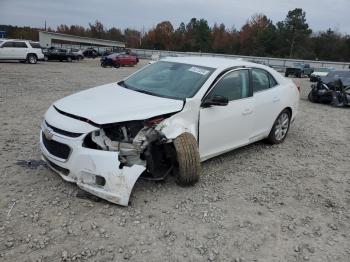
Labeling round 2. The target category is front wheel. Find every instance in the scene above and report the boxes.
[114,62,120,68]
[267,110,291,144]
[27,54,37,64]
[173,133,201,186]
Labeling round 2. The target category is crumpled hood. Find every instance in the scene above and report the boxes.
[54,83,184,125]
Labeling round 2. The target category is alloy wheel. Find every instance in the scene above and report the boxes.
[274,112,289,141]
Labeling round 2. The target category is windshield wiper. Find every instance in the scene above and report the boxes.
[132,89,158,96]
[119,81,157,96]
[118,80,129,88]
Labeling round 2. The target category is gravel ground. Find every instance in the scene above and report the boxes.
[0,59,349,262]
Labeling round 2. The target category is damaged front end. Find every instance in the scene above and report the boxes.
[71,116,177,203]
[308,79,350,107]
[84,117,176,176]
[40,107,178,206]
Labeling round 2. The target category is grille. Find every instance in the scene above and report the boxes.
[43,155,69,175]
[42,132,71,160]
[45,121,83,138]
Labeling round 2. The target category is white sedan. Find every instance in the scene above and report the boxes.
[40,57,300,205]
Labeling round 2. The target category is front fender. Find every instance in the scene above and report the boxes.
[156,99,200,140]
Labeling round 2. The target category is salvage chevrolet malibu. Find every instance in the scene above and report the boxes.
[40,57,300,205]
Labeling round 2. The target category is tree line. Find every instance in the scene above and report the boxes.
[1,8,350,62]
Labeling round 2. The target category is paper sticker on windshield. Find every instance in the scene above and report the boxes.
[188,67,210,75]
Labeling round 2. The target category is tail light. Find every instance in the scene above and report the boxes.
[293,80,301,92]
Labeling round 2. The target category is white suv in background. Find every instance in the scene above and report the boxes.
[0,39,44,64]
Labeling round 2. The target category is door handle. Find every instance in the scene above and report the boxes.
[273,97,280,103]
[242,109,253,115]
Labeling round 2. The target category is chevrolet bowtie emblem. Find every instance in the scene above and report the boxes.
[43,128,53,140]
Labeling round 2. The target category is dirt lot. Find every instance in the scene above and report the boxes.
[0,59,349,262]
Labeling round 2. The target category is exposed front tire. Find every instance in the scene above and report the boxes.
[267,110,291,144]
[27,54,37,64]
[114,62,120,68]
[173,132,201,186]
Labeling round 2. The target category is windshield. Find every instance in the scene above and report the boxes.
[123,61,214,100]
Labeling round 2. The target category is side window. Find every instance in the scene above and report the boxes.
[208,70,250,101]
[2,41,14,48]
[252,69,270,92]
[14,42,28,48]
[269,74,278,87]
[30,42,41,48]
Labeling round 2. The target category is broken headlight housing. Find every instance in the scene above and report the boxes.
[82,117,168,167]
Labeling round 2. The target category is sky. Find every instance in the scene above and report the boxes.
[0,0,350,34]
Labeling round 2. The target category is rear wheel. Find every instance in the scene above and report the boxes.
[114,62,120,68]
[173,133,201,186]
[27,54,37,64]
[267,110,291,144]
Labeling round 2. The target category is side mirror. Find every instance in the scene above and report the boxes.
[202,95,229,107]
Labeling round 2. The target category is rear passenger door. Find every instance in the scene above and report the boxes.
[13,41,28,59]
[251,68,281,140]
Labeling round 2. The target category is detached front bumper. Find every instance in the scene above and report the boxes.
[39,121,145,206]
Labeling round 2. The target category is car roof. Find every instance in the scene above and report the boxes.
[162,56,259,69]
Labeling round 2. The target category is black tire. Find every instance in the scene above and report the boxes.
[308,92,318,103]
[27,54,37,64]
[296,72,302,78]
[44,56,48,61]
[285,72,289,77]
[267,110,291,144]
[173,132,201,186]
[114,62,120,68]
[101,62,107,68]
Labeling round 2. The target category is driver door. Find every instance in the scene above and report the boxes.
[199,69,254,160]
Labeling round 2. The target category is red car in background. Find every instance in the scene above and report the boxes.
[101,53,139,68]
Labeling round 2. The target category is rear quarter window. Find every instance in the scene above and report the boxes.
[30,42,41,48]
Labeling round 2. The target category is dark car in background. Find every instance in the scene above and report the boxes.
[100,53,139,68]
[308,70,350,107]
[83,48,98,58]
[285,63,314,78]
[43,47,76,62]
